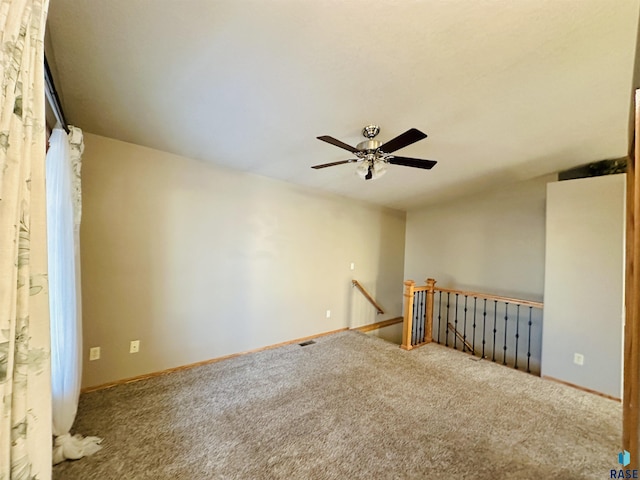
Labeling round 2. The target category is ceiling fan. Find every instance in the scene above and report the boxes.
[312,125,437,180]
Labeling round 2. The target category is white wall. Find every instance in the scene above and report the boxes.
[404,175,552,300]
[80,133,406,388]
[542,174,625,398]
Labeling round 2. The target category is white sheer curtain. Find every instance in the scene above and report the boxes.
[46,125,102,464]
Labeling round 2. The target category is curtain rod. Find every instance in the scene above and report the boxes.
[44,54,69,134]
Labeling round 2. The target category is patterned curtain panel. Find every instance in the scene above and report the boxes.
[0,0,53,478]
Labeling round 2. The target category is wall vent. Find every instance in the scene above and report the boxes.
[299,340,316,347]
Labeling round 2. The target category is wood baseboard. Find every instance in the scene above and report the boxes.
[542,375,621,402]
[81,327,348,393]
[351,316,403,333]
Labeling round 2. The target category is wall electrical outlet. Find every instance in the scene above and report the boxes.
[573,353,584,366]
[89,347,100,361]
[326,310,331,319]
[350,262,355,271]
[130,340,140,354]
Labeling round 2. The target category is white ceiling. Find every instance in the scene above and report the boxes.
[46,0,639,210]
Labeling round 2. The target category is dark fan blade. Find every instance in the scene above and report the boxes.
[317,135,359,154]
[379,128,427,153]
[388,156,437,170]
[311,159,357,169]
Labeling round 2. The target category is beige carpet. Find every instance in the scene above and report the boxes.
[53,331,621,479]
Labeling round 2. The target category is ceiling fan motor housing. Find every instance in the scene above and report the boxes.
[356,139,382,153]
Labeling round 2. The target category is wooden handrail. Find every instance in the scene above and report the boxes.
[352,280,384,314]
[447,322,474,354]
[434,287,543,309]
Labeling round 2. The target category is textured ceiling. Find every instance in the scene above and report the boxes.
[46,0,639,210]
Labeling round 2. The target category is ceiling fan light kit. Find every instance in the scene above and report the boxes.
[356,157,387,180]
[313,125,437,180]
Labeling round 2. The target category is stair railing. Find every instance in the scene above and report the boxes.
[401,279,434,350]
[401,278,544,374]
[352,280,385,315]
